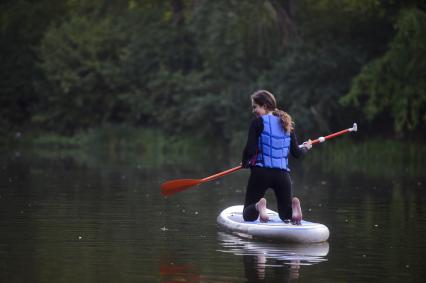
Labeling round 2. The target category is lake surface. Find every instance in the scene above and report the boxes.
[0,148,425,282]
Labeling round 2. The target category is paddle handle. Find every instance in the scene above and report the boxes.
[201,165,242,183]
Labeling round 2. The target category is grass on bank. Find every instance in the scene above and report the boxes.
[305,138,426,178]
[8,126,216,167]
[4,126,425,177]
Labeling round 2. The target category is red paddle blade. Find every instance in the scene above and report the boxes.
[161,179,202,196]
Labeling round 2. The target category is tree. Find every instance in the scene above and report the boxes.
[341,7,426,136]
[35,15,130,134]
[0,0,67,135]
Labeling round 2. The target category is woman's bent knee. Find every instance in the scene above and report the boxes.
[243,205,259,221]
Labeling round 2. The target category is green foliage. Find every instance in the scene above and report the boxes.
[35,15,130,134]
[31,125,212,165]
[255,0,395,134]
[0,0,67,135]
[123,0,290,140]
[342,7,426,134]
[1,0,425,144]
[258,41,367,134]
[306,139,426,178]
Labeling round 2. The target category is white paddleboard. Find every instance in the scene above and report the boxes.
[217,205,330,243]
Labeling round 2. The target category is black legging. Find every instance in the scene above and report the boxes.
[243,166,293,221]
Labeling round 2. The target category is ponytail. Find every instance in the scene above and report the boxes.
[272,108,294,133]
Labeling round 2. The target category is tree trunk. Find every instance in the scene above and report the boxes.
[171,0,184,26]
[270,0,296,44]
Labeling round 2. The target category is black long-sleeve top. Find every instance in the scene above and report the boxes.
[241,117,308,168]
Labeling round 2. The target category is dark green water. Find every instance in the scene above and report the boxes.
[0,148,425,282]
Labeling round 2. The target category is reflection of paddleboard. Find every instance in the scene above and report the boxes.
[217,205,330,243]
[217,232,329,264]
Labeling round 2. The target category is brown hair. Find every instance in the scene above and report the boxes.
[251,90,294,133]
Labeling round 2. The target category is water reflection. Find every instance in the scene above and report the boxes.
[217,232,329,281]
[160,258,200,283]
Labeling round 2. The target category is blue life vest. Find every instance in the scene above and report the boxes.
[255,114,291,171]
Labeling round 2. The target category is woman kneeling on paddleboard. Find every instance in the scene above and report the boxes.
[241,90,312,224]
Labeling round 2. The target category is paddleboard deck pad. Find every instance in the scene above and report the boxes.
[217,205,329,243]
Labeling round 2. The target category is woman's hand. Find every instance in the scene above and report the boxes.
[240,161,250,169]
[303,139,312,150]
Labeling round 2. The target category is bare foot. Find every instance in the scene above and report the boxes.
[291,197,302,225]
[255,198,269,222]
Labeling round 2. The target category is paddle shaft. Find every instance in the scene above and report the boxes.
[302,123,357,147]
[201,165,242,183]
